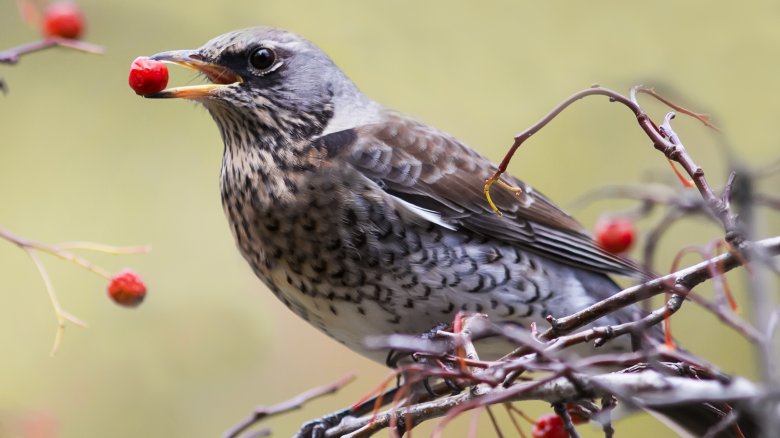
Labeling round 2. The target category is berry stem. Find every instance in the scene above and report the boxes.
[0,225,149,351]
[53,241,151,255]
[0,226,114,279]
[0,226,150,279]
[23,247,87,356]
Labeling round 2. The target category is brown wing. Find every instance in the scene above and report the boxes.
[313,112,643,277]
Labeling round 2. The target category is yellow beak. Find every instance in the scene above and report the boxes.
[145,50,242,99]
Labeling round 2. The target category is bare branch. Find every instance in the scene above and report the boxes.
[542,235,780,342]
[224,373,356,438]
[322,370,763,437]
[0,37,103,65]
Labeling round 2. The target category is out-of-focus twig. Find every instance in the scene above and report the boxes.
[0,226,149,354]
[0,37,103,65]
[543,235,780,344]
[223,373,356,438]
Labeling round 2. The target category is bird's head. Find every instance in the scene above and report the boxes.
[147,27,374,144]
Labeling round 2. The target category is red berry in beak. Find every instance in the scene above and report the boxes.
[129,57,169,96]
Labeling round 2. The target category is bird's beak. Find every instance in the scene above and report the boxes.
[145,49,242,99]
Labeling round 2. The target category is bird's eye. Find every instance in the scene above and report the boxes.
[248,47,277,72]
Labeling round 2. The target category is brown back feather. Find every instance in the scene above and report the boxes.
[314,112,644,277]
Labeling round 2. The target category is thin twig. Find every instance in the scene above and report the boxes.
[223,373,356,438]
[485,406,504,438]
[542,235,780,343]
[553,403,582,438]
[23,248,87,356]
[0,226,148,279]
[484,85,680,214]
[600,396,616,438]
[0,37,104,65]
[53,241,151,255]
[634,86,720,132]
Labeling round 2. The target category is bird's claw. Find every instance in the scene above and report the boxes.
[293,408,351,438]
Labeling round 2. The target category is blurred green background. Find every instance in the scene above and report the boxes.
[1,1,779,437]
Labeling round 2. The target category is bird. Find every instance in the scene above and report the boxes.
[144,27,755,437]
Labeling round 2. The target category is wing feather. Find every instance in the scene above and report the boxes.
[312,112,643,277]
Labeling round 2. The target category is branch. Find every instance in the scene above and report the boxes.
[0,225,150,353]
[285,85,779,438]
[484,85,743,252]
[0,37,103,65]
[542,235,780,342]
[223,373,356,438]
[323,233,780,437]
[322,370,763,437]
[483,85,671,214]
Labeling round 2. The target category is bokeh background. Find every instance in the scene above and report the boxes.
[2,1,779,437]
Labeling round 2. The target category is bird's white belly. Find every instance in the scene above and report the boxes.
[265,266,403,362]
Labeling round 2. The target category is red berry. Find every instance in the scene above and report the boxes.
[42,2,85,39]
[128,57,169,96]
[532,413,568,438]
[107,269,146,307]
[595,217,636,254]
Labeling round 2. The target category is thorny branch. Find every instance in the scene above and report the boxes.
[230,85,780,437]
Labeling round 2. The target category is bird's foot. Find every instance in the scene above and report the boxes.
[384,322,452,369]
[293,407,352,438]
[293,386,399,438]
[385,322,469,399]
